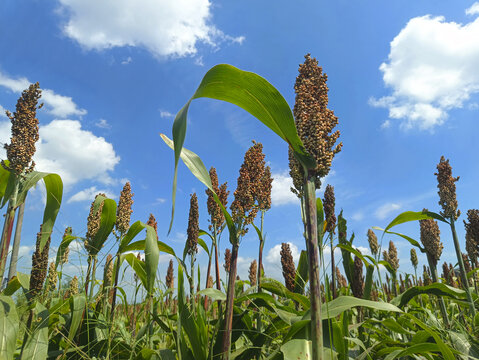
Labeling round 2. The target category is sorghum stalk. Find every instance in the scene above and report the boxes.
[7,201,26,281]
[221,242,239,360]
[419,214,449,326]
[187,193,199,309]
[304,174,323,359]
[435,156,476,318]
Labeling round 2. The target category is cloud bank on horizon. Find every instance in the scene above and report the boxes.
[371,2,479,130]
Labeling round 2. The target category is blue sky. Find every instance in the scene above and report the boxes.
[1,0,478,285]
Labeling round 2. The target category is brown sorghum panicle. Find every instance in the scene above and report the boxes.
[85,193,106,255]
[289,54,342,195]
[352,255,364,298]
[61,227,72,265]
[410,248,418,269]
[46,261,57,292]
[116,182,134,234]
[224,248,231,273]
[280,243,296,292]
[29,226,51,298]
[186,193,199,255]
[2,82,41,175]
[205,167,229,233]
[103,254,114,288]
[464,209,479,265]
[146,214,158,239]
[435,156,460,221]
[387,241,399,272]
[69,276,79,296]
[166,259,174,289]
[442,262,457,287]
[367,229,378,256]
[462,253,472,273]
[335,266,347,289]
[258,165,272,211]
[323,185,336,233]
[382,250,389,264]
[231,141,267,229]
[420,210,443,266]
[207,275,213,289]
[249,259,257,287]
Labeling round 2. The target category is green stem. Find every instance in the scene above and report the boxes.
[7,201,25,281]
[222,242,239,360]
[0,178,19,282]
[450,219,476,318]
[257,210,265,334]
[303,174,323,360]
[329,232,336,299]
[110,254,121,322]
[427,255,450,327]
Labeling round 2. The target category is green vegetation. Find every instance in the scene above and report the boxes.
[0,56,478,360]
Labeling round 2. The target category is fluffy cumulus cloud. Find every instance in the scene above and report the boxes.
[68,186,116,203]
[57,0,244,58]
[0,120,120,187]
[0,71,86,118]
[371,4,479,130]
[271,172,298,206]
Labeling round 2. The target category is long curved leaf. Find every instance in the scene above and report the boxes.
[383,210,448,234]
[119,220,146,253]
[165,64,315,232]
[90,195,116,255]
[392,283,466,307]
[373,226,425,253]
[0,296,18,359]
[123,253,147,290]
[68,295,86,340]
[145,224,160,295]
[22,302,49,359]
[161,135,237,245]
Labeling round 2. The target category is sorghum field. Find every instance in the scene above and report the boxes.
[0,55,478,360]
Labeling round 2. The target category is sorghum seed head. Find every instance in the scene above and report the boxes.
[166,259,174,289]
[231,141,269,232]
[336,266,347,289]
[186,193,199,256]
[206,167,229,233]
[207,275,213,289]
[420,210,443,266]
[224,248,231,273]
[352,254,364,299]
[249,259,257,287]
[116,182,134,234]
[280,243,296,292]
[289,54,342,195]
[258,166,272,211]
[462,253,472,273]
[323,185,336,233]
[435,156,460,221]
[464,209,479,264]
[69,276,79,296]
[86,194,106,255]
[387,241,399,271]
[61,227,72,265]
[103,254,114,288]
[410,248,418,269]
[367,229,378,255]
[146,213,158,239]
[29,225,51,298]
[2,82,41,175]
[46,261,57,292]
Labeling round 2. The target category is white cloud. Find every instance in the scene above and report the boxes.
[466,2,479,16]
[375,203,401,220]
[0,119,120,187]
[0,71,86,118]
[159,110,174,118]
[371,9,479,130]
[57,0,244,58]
[351,211,364,222]
[68,186,116,203]
[95,118,111,129]
[271,172,299,206]
[121,56,132,65]
[0,105,7,118]
[266,242,300,265]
